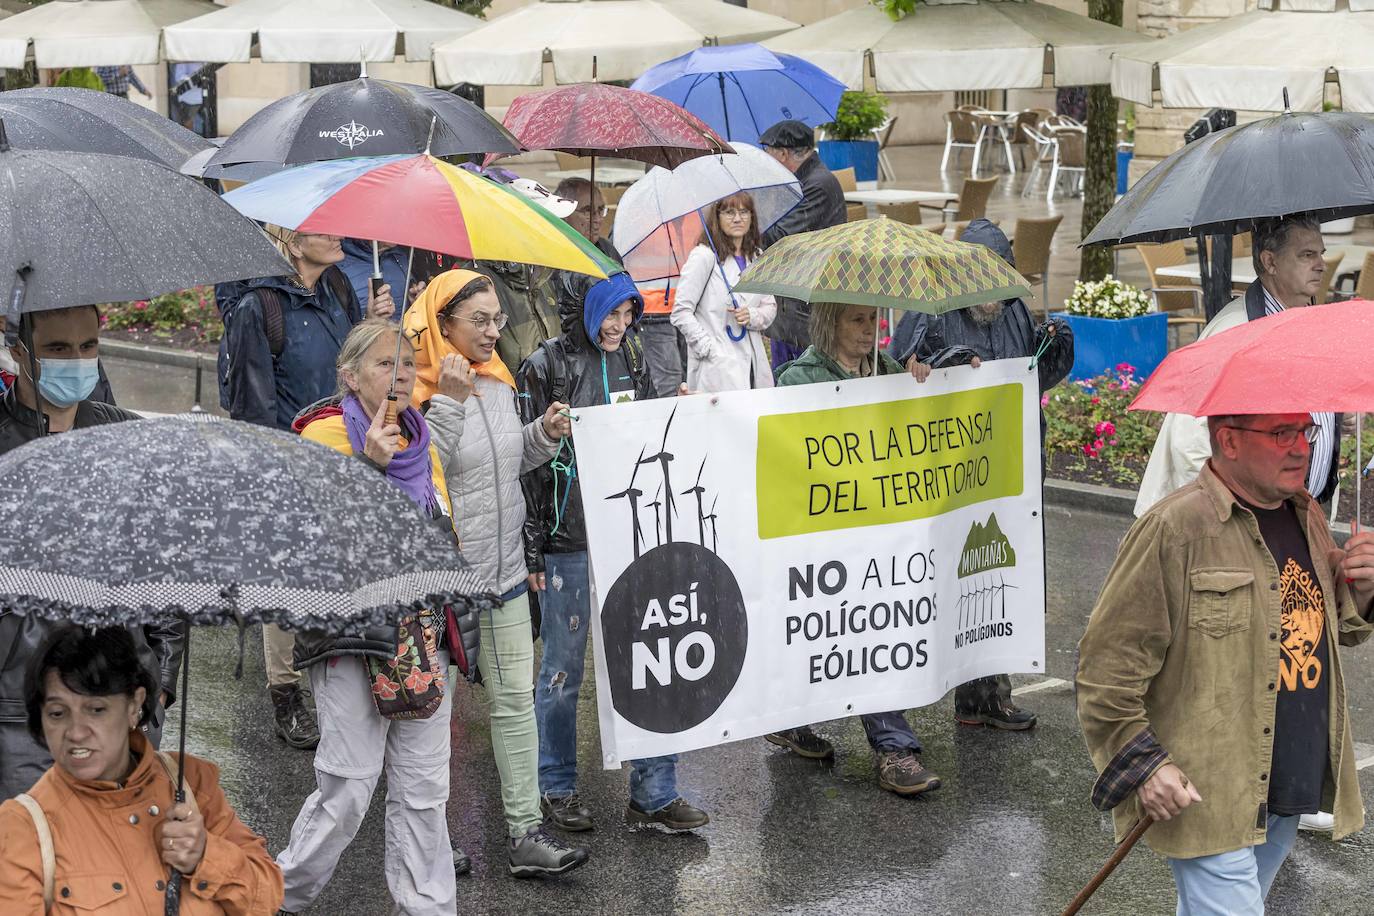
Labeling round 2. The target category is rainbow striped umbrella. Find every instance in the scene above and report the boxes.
[223,153,616,277]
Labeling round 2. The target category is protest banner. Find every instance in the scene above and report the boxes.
[571,358,1044,766]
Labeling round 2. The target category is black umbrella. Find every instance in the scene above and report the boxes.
[1081,107,1374,315]
[0,86,212,169]
[0,124,288,335]
[201,75,522,177]
[0,413,493,912]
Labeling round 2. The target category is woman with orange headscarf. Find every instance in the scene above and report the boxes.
[403,269,588,878]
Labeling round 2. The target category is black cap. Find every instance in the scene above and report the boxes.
[759,119,813,150]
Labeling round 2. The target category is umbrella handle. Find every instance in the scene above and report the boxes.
[384,396,398,430]
[1060,816,1154,916]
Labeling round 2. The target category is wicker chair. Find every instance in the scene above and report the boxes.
[1047,128,1086,202]
[1316,252,1346,304]
[941,109,999,177]
[954,176,998,222]
[554,151,593,171]
[846,203,867,223]
[1137,241,1206,346]
[1010,215,1063,308]
[833,167,858,192]
[872,116,898,182]
[919,223,947,236]
[877,200,923,225]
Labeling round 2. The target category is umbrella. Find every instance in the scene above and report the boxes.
[0,0,215,69]
[763,0,1149,91]
[1080,109,1374,316]
[1112,0,1374,113]
[0,127,288,330]
[431,0,799,87]
[164,0,481,64]
[0,86,211,169]
[733,218,1031,313]
[611,142,802,282]
[201,75,520,178]
[0,412,493,913]
[629,43,844,144]
[221,153,617,278]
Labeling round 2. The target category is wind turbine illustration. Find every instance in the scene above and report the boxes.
[639,406,678,542]
[647,483,664,548]
[705,494,720,553]
[606,445,648,559]
[682,456,708,547]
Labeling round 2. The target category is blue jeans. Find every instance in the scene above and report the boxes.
[535,550,679,812]
[860,711,922,753]
[1168,814,1300,915]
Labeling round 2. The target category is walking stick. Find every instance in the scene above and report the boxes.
[1060,815,1154,916]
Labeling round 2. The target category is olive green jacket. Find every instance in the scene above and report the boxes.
[1076,461,1373,858]
[775,345,904,387]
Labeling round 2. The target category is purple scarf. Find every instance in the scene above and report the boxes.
[340,394,438,514]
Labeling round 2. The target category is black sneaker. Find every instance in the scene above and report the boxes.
[955,697,1037,731]
[626,797,710,832]
[452,846,471,876]
[269,684,320,749]
[764,726,834,759]
[876,750,941,796]
[541,793,594,832]
[509,825,590,878]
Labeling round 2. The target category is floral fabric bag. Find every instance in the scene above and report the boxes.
[366,611,446,719]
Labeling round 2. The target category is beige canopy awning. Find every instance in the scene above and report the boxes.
[1112,0,1374,111]
[431,0,799,87]
[0,0,214,69]
[163,0,482,63]
[764,0,1151,92]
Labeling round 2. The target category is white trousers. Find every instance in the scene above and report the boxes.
[276,654,455,915]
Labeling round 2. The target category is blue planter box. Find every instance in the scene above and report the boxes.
[1060,312,1167,382]
[817,139,879,183]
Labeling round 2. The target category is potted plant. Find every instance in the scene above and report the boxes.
[1058,276,1167,382]
[817,90,889,184]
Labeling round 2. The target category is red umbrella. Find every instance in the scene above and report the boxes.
[487,82,732,171]
[1129,299,1374,416]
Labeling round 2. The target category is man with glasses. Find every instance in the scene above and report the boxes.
[1079,412,1374,914]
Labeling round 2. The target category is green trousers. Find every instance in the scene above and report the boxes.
[478,590,542,837]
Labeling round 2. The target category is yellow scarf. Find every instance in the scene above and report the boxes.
[404,268,517,408]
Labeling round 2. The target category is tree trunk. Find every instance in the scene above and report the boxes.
[1078,0,1124,283]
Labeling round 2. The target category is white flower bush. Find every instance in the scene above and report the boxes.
[1063,275,1152,320]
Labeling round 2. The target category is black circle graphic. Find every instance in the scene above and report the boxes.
[600,542,748,733]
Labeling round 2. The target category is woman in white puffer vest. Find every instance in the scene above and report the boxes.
[404,268,589,878]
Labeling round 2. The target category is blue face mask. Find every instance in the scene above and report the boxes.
[36,357,99,407]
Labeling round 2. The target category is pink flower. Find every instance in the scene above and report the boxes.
[1093,438,1105,450]
[1083,442,1100,458]
[1095,421,1116,438]
[1109,438,1118,445]
[1115,362,1136,374]
[134,301,148,311]
[879,336,891,349]
[1091,396,1101,406]
[878,318,889,332]
[1040,393,1050,407]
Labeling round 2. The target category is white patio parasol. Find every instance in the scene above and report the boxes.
[0,0,214,69]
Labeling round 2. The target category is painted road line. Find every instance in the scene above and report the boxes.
[1011,677,1070,696]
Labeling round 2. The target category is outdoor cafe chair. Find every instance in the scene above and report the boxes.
[1136,241,1206,347]
[1317,252,1345,304]
[1009,109,1051,170]
[1010,214,1063,308]
[877,200,923,225]
[1047,128,1086,202]
[554,151,593,171]
[833,166,858,192]
[919,222,947,236]
[846,203,867,222]
[942,109,1003,178]
[872,116,898,182]
[954,175,998,222]
[1018,123,1058,198]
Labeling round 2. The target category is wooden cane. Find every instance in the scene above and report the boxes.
[1060,815,1154,916]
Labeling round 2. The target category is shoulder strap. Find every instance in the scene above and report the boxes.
[324,265,362,324]
[254,288,286,359]
[624,332,645,377]
[541,339,569,407]
[15,793,54,913]
[155,752,201,816]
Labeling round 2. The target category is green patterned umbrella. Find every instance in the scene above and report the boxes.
[734,218,1031,312]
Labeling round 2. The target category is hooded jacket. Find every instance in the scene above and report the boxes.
[471,261,561,371]
[670,245,776,393]
[338,239,408,322]
[217,270,362,431]
[517,272,654,567]
[760,153,847,349]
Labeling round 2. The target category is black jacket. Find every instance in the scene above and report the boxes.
[517,271,656,569]
[761,153,847,349]
[0,394,185,724]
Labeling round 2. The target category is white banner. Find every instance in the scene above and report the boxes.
[571,359,1045,766]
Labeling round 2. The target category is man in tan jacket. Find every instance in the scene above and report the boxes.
[1078,411,1374,914]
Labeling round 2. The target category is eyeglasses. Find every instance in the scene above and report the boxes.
[1227,423,1319,448]
[576,204,609,218]
[720,208,751,220]
[446,312,508,331]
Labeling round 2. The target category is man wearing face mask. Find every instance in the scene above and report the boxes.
[0,304,185,801]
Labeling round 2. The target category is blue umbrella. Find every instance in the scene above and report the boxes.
[630,44,845,145]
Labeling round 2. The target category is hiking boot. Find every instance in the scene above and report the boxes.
[452,846,471,876]
[626,797,710,832]
[509,825,590,878]
[764,726,834,760]
[541,793,594,832]
[876,750,942,796]
[269,684,320,750]
[955,696,1037,731]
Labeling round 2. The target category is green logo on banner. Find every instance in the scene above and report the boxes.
[755,383,1024,539]
[956,513,1017,578]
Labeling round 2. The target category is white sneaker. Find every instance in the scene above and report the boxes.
[1299,811,1335,832]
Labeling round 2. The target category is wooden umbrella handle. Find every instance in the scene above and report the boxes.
[383,395,398,430]
[1060,816,1154,916]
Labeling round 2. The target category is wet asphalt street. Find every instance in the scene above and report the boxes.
[111,357,1374,916]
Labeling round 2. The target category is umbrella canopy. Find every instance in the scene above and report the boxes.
[1130,298,1374,416]
[1081,110,1374,247]
[612,142,802,282]
[163,0,482,64]
[1113,0,1374,112]
[0,0,215,69]
[629,43,844,144]
[0,137,288,319]
[222,153,617,277]
[734,218,1031,313]
[0,412,489,629]
[764,0,1151,92]
[432,0,798,87]
[0,86,211,168]
[202,75,520,177]
[491,82,731,168]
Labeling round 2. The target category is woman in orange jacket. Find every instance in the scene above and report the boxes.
[0,626,282,914]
